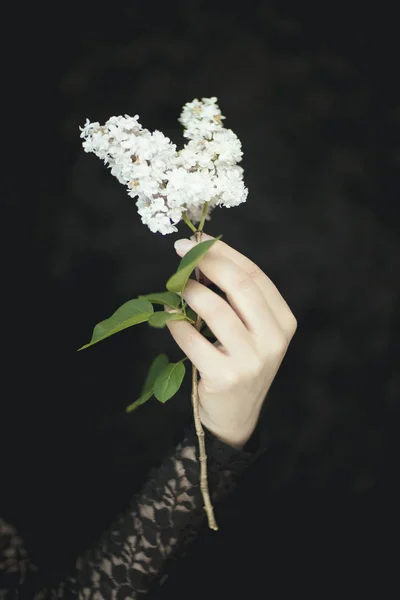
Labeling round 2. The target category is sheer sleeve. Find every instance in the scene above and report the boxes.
[0,425,264,599]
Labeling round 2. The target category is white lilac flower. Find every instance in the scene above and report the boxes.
[214,166,249,207]
[178,139,215,170]
[178,96,225,140]
[79,97,247,234]
[208,129,243,166]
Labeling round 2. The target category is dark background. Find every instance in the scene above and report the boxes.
[1,1,399,597]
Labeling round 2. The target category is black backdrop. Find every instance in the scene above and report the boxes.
[1,1,399,597]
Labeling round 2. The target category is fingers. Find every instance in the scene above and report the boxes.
[189,233,296,338]
[182,247,282,344]
[165,317,228,378]
[181,278,256,361]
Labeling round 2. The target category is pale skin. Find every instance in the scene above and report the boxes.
[166,233,298,451]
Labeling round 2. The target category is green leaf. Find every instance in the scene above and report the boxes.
[138,291,182,309]
[126,354,169,413]
[78,299,154,350]
[148,311,187,328]
[166,235,222,294]
[140,353,169,394]
[153,361,186,403]
[185,307,198,323]
[125,390,153,413]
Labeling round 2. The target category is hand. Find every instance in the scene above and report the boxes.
[167,233,297,450]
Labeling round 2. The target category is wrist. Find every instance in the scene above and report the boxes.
[199,407,259,451]
[200,418,254,451]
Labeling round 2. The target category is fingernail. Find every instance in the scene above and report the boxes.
[174,239,196,253]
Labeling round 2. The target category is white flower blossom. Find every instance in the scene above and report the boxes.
[178,96,225,140]
[79,98,248,234]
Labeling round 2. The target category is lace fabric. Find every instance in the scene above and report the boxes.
[0,426,262,599]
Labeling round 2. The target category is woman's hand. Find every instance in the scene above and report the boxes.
[167,233,297,450]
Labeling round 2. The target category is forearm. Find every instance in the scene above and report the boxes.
[73,425,258,597]
[1,426,262,599]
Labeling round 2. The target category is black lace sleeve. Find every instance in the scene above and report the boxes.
[0,425,264,599]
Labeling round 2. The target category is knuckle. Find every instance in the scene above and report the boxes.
[202,295,225,320]
[223,369,241,387]
[235,272,254,290]
[247,360,264,379]
[226,355,263,385]
[249,265,263,279]
[288,314,298,334]
[282,312,297,338]
[270,331,288,354]
[186,332,198,348]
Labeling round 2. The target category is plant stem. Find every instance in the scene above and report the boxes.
[182,202,209,235]
[198,202,209,232]
[181,298,187,314]
[182,212,197,233]
[191,224,218,531]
